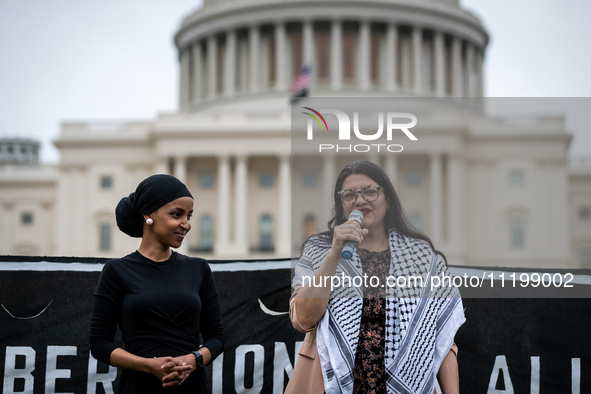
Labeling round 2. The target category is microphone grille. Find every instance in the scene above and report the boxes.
[349,210,364,225]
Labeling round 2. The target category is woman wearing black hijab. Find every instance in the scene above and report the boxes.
[90,174,224,393]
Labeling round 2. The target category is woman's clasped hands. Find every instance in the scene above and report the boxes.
[147,355,196,388]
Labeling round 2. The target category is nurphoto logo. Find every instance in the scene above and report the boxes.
[302,107,418,153]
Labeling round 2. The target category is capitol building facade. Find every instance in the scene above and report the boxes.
[1,0,590,268]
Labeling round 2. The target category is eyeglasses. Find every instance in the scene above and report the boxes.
[338,185,383,205]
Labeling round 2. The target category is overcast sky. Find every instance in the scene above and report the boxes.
[0,0,590,163]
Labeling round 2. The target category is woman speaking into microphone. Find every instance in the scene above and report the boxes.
[90,174,224,393]
[287,160,463,394]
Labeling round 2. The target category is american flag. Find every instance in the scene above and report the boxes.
[289,66,311,94]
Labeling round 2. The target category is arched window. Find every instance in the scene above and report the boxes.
[199,215,214,252]
[259,214,274,252]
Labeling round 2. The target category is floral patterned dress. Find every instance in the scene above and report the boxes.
[352,248,390,394]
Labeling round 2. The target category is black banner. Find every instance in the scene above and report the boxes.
[0,257,590,393]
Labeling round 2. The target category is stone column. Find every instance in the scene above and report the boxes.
[155,157,169,175]
[174,156,189,254]
[2,202,14,254]
[303,20,314,68]
[275,22,286,91]
[359,20,371,90]
[452,36,463,97]
[249,25,259,93]
[225,30,236,97]
[434,31,445,96]
[174,156,187,184]
[446,154,466,256]
[192,41,202,105]
[179,48,191,110]
[323,155,336,221]
[385,24,398,91]
[79,168,91,255]
[208,35,217,100]
[234,155,248,254]
[56,169,72,256]
[215,155,231,255]
[477,47,484,96]
[278,154,291,256]
[412,26,422,94]
[465,42,475,97]
[429,153,443,245]
[384,155,398,188]
[238,37,248,92]
[330,20,343,90]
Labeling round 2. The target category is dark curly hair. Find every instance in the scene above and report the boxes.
[302,160,446,264]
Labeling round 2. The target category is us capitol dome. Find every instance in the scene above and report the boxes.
[175,0,488,111]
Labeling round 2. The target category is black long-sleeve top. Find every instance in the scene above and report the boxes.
[90,251,224,393]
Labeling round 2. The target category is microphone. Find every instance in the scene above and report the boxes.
[341,210,364,260]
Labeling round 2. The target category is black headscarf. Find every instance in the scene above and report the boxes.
[115,174,193,238]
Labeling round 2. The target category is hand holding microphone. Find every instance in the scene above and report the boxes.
[341,210,364,260]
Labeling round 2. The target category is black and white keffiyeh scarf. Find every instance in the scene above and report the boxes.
[292,230,465,394]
